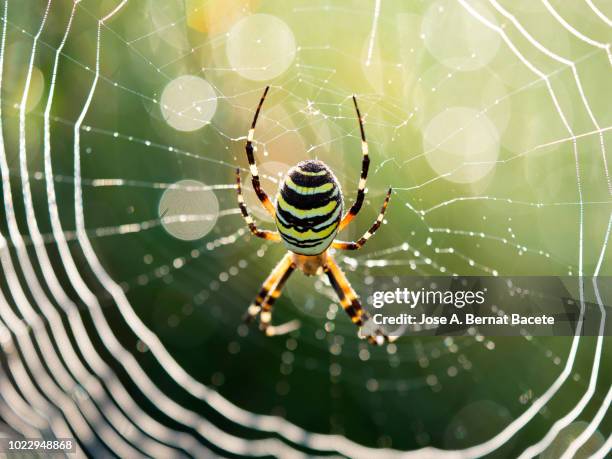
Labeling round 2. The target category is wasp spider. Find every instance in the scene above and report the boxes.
[236,87,394,345]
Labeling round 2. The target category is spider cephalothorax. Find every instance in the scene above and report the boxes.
[235,86,394,345]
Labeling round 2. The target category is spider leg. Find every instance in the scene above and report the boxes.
[332,188,391,250]
[259,264,300,337]
[243,253,293,324]
[338,95,370,232]
[245,86,275,216]
[235,168,280,241]
[324,255,395,346]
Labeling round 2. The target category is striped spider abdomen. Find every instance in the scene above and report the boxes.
[275,160,343,255]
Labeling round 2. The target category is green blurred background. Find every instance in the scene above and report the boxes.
[1,0,611,457]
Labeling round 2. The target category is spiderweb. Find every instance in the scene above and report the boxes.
[0,0,610,457]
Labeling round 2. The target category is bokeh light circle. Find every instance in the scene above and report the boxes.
[423,107,499,183]
[444,400,513,448]
[540,421,605,458]
[25,66,45,113]
[421,0,501,71]
[158,179,219,241]
[226,14,297,81]
[411,64,511,134]
[160,75,217,132]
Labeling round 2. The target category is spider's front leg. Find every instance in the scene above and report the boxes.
[259,265,301,337]
[324,255,395,346]
[243,253,300,336]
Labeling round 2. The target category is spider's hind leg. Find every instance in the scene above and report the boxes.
[235,168,281,242]
[332,188,392,251]
[244,86,275,216]
[338,95,371,231]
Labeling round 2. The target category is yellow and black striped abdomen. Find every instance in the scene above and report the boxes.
[275,160,343,255]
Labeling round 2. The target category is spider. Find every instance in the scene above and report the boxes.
[235,87,395,345]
